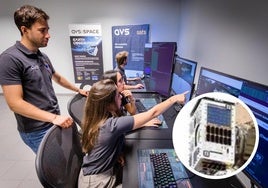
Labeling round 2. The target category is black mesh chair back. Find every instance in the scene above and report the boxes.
[67,93,87,127]
[35,123,83,188]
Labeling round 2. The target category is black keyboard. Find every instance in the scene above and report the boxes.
[150,153,177,188]
[174,103,184,112]
[128,79,143,85]
[135,99,147,112]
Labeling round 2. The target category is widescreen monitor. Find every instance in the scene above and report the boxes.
[148,42,177,97]
[170,57,197,102]
[196,67,268,188]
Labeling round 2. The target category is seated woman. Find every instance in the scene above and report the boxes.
[78,79,188,187]
[102,70,136,115]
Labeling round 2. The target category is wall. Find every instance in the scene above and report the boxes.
[0,0,180,93]
[178,0,268,87]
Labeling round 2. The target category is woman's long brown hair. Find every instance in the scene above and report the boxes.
[81,79,119,153]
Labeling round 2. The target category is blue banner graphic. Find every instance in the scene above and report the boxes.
[112,24,150,76]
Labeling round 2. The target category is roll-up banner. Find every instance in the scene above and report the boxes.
[69,24,103,84]
[112,24,150,77]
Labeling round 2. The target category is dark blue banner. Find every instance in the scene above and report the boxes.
[112,24,150,76]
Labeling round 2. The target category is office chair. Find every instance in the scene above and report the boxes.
[35,123,84,188]
[79,82,91,91]
[67,93,87,127]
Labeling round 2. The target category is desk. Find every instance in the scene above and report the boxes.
[126,92,178,140]
[125,104,178,140]
[122,139,245,188]
[123,90,245,187]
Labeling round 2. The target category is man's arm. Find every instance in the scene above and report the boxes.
[52,72,88,96]
[2,85,73,128]
[124,84,144,90]
[127,77,140,81]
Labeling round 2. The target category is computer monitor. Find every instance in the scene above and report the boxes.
[148,42,177,97]
[170,57,197,102]
[195,67,242,97]
[196,67,268,188]
[243,82,268,188]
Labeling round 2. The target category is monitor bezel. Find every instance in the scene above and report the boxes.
[196,67,243,97]
[196,66,268,96]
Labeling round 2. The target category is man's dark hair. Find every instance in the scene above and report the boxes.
[14,5,49,35]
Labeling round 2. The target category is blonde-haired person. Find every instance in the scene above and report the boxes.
[78,79,188,187]
[114,51,144,90]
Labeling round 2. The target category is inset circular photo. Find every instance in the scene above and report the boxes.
[172,92,259,179]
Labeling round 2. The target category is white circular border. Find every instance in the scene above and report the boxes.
[172,92,259,179]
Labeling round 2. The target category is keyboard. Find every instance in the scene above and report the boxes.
[128,79,143,85]
[133,92,160,99]
[150,153,177,187]
[174,103,184,112]
[135,99,147,112]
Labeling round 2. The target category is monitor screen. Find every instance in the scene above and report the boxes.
[148,42,177,97]
[196,67,268,188]
[170,57,197,102]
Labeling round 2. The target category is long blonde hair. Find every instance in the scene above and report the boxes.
[81,79,120,153]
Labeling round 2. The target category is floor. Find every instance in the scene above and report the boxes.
[0,94,74,188]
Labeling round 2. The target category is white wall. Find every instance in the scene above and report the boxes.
[178,0,268,87]
[0,0,180,94]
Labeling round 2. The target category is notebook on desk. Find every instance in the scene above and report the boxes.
[137,148,192,188]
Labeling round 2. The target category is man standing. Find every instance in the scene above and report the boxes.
[0,5,88,153]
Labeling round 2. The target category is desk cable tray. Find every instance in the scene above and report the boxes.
[137,149,192,188]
